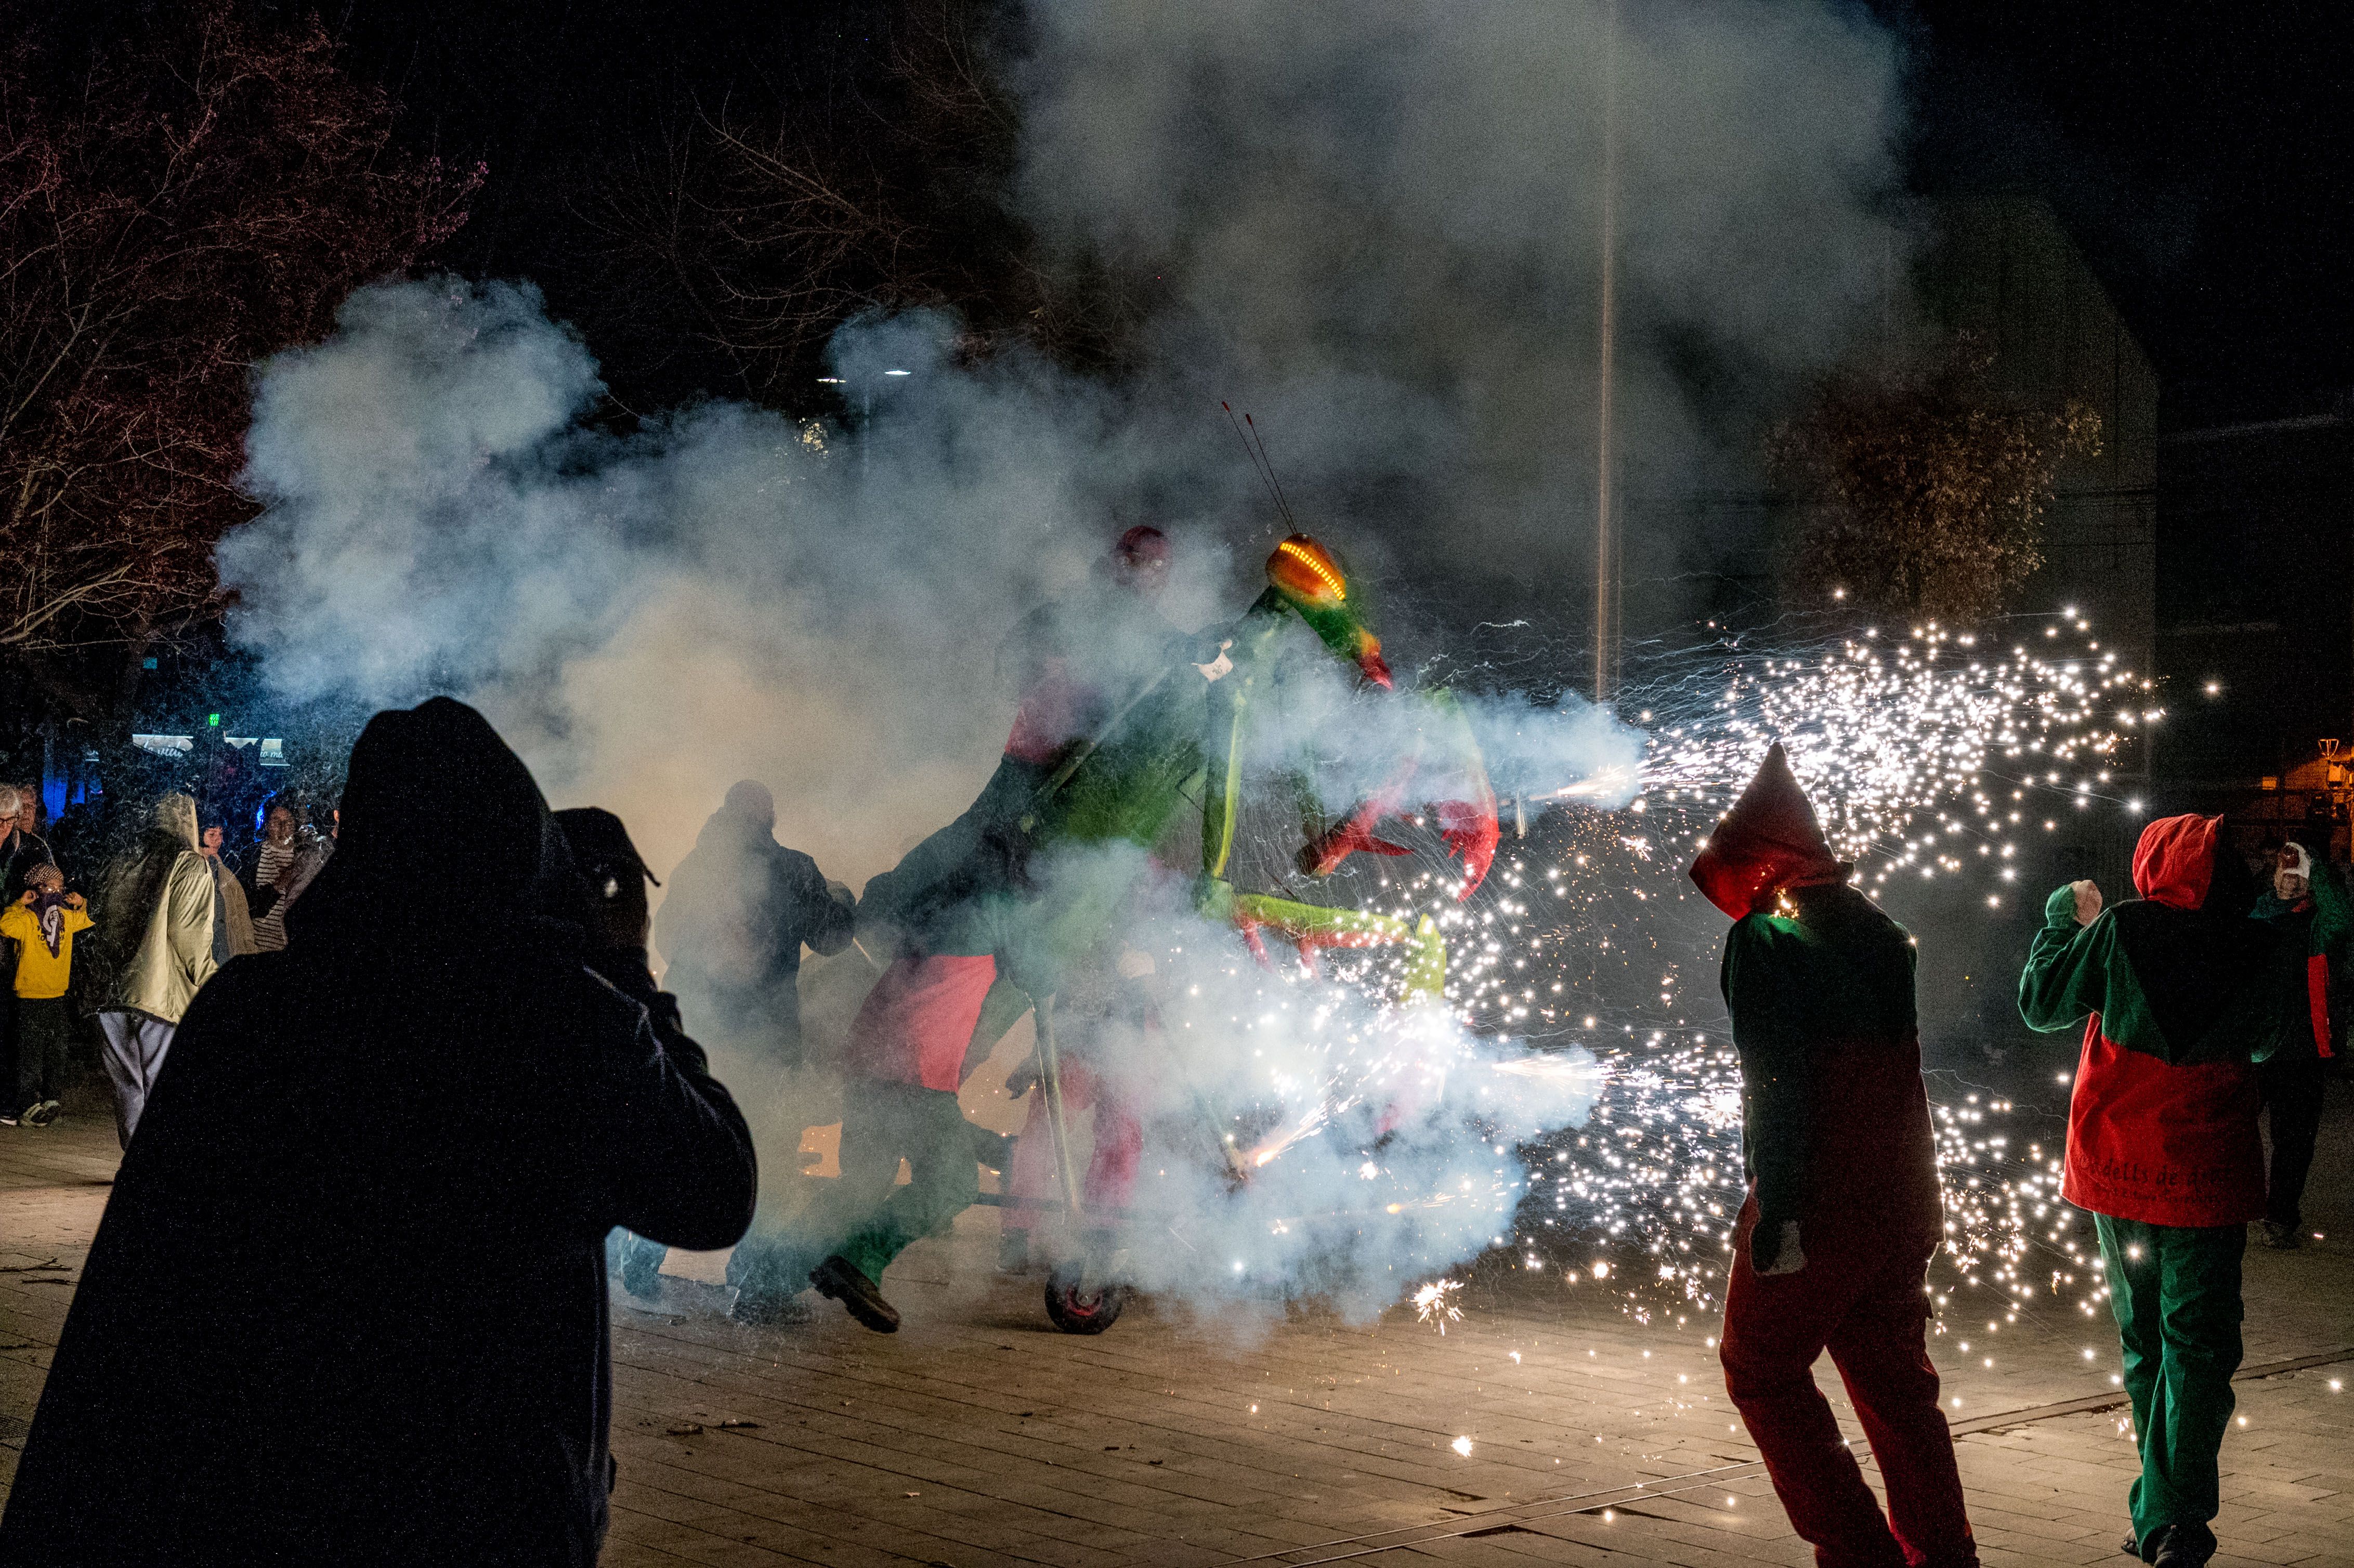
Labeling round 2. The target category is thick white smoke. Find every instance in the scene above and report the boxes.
[219,0,1906,1322]
[1014,0,1906,595]
[226,286,1210,886]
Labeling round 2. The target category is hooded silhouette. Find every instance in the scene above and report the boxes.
[1692,744,1972,1568]
[0,698,757,1566]
[1687,742,1847,920]
[653,780,852,1067]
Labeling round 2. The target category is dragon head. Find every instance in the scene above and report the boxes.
[1265,534,1392,688]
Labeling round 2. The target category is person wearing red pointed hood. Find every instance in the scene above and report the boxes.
[2019,813,2287,1567]
[1690,743,1976,1568]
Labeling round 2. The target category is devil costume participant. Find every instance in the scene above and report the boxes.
[738,530,1498,1331]
[1691,744,1977,1568]
[0,700,756,1567]
[2020,814,2300,1568]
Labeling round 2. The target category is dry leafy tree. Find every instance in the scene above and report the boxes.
[581,0,1142,403]
[1769,339,2102,624]
[0,3,478,654]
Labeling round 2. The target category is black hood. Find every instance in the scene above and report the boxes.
[289,697,578,947]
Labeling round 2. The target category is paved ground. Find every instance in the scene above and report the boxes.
[4,1080,2350,1567]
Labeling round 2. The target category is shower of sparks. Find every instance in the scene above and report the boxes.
[1142,607,2137,1337]
[1415,1278,1466,1332]
[1637,619,2149,890]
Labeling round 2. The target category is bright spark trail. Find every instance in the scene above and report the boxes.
[1167,606,2146,1338]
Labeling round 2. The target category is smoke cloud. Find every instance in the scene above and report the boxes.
[219,0,1907,1319]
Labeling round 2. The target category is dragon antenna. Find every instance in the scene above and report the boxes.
[1243,412,1299,531]
[1222,401,1290,529]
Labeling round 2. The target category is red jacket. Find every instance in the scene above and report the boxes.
[2019,814,2269,1228]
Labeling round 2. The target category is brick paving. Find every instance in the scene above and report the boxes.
[4,1080,2350,1566]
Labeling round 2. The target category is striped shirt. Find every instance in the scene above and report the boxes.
[250,839,297,951]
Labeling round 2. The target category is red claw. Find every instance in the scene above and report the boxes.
[1434,797,1499,899]
[1299,813,1414,877]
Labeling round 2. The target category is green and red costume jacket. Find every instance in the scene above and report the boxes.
[1695,744,1942,1253]
[2245,867,2348,1064]
[2018,813,2282,1228]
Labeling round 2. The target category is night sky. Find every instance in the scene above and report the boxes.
[317,0,2354,423]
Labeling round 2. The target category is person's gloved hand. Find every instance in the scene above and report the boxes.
[1003,1052,1040,1100]
[1753,1219,1806,1276]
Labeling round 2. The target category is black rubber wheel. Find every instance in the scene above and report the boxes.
[1044,1264,1129,1334]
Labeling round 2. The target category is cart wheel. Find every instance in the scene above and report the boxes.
[1044,1263,1129,1335]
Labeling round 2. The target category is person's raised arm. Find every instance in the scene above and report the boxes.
[2018,880,2110,1033]
[801,857,855,958]
[596,1005,757,1252]
[2297,845,2350,954]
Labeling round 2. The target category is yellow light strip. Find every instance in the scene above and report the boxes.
[1278,539,1346,601]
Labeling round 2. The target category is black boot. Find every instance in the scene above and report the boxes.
[2149,1523,2217,1567]
[810,1255,900,1333]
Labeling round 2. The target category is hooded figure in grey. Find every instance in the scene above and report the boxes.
[653,779,853,1068]
[0,698,757,1566]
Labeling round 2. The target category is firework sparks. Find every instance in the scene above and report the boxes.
[1414,1278,1466,1332]
[1140,607,2135,1336]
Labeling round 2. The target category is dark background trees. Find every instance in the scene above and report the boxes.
[0,1,474,678]
[1769,341,2102,624]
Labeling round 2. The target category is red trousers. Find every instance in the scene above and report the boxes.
[1720,1199,1977,1568]
[1004,1062,1142,1227]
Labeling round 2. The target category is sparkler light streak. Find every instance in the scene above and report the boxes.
[1142,608,2140,1339]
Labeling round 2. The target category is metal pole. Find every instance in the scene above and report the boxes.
[1034,996,1085,1222]
[1594,0,1620,705]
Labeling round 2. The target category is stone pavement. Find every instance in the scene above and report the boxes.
[3,1082,2350,1567]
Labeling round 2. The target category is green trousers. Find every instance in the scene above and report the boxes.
[806,1080,981,1287]
[2095,1214,2244,1552]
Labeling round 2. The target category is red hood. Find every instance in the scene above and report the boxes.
[1687,742,1848,920]
[2131,813,2219,910]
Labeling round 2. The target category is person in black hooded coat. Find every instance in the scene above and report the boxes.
[0,698,757,1566]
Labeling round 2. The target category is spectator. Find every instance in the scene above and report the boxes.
[0,782,55,899]
[654,780,853,1069]
[2245,841,2345,1247]
[273,802,338,920]
[2020,813,2275,1568]
[0,697,756,1565]
[89,793,218,1146]
[242,800,299,951]
[2,864,91,1128]
[1688,743,1978,1568]
[199,817,259,959]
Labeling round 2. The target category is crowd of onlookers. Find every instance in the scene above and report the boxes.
[0,782,337,1137]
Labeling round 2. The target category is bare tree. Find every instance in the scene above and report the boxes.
[0,3,478,653]
[579,0,1139,403]
[1769,338,2102,624]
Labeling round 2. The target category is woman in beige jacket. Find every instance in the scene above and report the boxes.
[91,794,218,1144]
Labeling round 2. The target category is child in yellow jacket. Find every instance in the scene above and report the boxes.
[3,864,92,1127]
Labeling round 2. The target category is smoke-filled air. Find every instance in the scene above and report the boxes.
[215,0,2123,1334]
